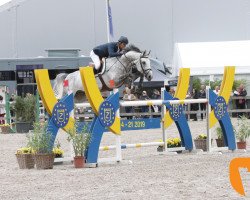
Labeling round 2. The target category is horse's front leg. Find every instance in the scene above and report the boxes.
[138,75,144,90]
[123,76,133,89]
[131,75,144,94]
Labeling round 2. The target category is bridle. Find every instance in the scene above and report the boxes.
[121,51,152,75]
[138,54,152,78]
[106,51,152,86]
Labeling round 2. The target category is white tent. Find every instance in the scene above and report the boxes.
[173,41,250,76]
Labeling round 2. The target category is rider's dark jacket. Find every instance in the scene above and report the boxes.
[93,42,122,59]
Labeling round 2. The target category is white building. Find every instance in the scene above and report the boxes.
[0,0,250,93]
[1,0,250,62]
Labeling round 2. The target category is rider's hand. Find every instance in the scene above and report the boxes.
[120,50,125,55]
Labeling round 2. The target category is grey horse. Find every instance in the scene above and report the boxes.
[53,45,153,101]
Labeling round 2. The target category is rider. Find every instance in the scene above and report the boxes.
[90,36,129,73]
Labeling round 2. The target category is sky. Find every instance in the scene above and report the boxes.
[0,0,11,6]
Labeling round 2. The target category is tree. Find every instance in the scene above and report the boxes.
[204,79,222,90]
[192,78,201,91]
[233,79,247,91]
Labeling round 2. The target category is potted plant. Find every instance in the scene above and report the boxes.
[1,124,11,134]
[15,147,35,169]
[27,122,55,169]
[157,138,182,152]
[13,94,36,133]
[67,123,90,168]
[52,140,64,165]
[194,134,208,151]
[53,140,64,158]
[215,127,224,147]
[236,116,250,149]
[167,138,182,148]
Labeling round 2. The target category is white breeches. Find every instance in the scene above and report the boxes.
[90,50,101,70]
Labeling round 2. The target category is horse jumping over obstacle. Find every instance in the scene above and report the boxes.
[79,66,237,166]
[53,45,153,101]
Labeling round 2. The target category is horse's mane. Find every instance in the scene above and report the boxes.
[123,44,142,53]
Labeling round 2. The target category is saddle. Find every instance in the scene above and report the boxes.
[94,58,113,92]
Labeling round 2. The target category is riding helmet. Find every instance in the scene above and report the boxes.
[118,36,129,44]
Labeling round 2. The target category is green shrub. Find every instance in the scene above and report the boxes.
[14,94,36,122]
[27,122,52,154]
[216,127,223,139]
[236,116,250,142]
[67,123,91,157]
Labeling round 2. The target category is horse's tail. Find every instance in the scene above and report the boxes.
[53,73,68,99]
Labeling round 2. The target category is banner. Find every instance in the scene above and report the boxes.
[107,0,114,39]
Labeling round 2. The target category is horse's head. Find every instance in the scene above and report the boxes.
[136,50,153,81]
[125,50,153,81]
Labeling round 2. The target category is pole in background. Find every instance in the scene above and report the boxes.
[35,90,40,123]
[5,92,11,125]
[206,87,212,152]
[106,0,114,42]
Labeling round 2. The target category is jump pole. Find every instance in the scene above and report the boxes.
[161,87,167,151]
[114,88,122,162]
[206,87,212,152]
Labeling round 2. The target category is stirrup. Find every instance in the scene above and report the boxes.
[93,68,99,74]
[94,64,104,75]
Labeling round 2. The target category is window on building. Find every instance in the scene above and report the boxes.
[0,71,15,81]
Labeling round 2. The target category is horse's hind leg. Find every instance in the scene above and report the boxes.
[74,90,87,103]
